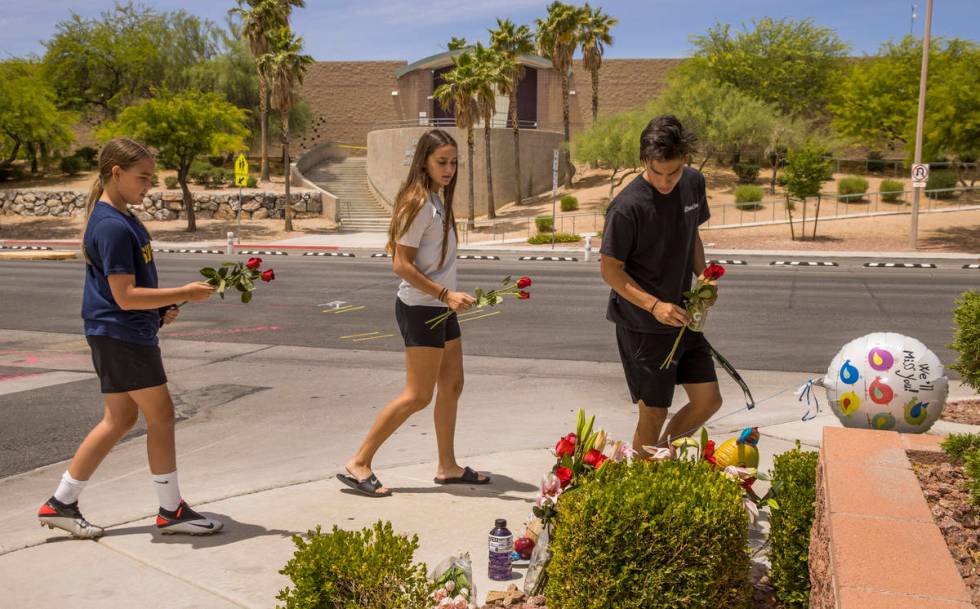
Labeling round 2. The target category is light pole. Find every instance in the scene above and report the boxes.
[909,0,933,250]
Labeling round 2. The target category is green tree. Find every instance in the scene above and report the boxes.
[537,1,585,187]
[42,2,219,120]
[473,43,506,219]
[0,60,75,174]
[572,108,644,200]
[782,144,832,240]
[447,37,468,51]
[690,17,848,116]
[257,27,313,232]
[579,3,617,125]
[101,90,249,232]
[490,18,535,206]
[231,0,305,183]
[434,49,481,228]
[648,68,779,171]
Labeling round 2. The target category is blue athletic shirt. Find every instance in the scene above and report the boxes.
[82,201,161,346]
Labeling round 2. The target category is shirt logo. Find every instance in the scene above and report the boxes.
[683,203,699,214]
[141,243,153,264]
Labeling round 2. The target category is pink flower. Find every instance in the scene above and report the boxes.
[540,473,562,498]
[433,589,447,601]
[453,596,468,609]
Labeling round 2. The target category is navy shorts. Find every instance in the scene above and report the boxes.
[87,335,167,394]
[615,325,717,408]
[395,297,461,348]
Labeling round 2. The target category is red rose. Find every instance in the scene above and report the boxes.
[584,448,604,468]
[555,466,572,488]
[517,276,532,289]
[564,433,577,447]
[517,290,530,300]
[246,257,262,270]
[555,437,575,458]
[261,269,276,282]
[702,263,725,280]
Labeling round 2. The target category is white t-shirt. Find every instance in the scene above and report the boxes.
[396,192,457,306]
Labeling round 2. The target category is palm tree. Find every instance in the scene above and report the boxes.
[490,18,535,206]
[579,4,617,125]
[230,0,304,183]
[473,43,504,219]
[257,27,313,232]
[434,49,480,228]
[447,37,468,51]
[536,1,584,188]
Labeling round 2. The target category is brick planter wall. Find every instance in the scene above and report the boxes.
[0,189,323,221]
[809,427,973,609]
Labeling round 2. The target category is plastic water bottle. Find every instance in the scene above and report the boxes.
[488,518,513,581]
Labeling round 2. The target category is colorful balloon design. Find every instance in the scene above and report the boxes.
[823,333,947,433]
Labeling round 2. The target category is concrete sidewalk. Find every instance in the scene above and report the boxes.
[0,329,975,608]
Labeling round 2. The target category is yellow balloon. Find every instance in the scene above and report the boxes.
[713,437,760,470]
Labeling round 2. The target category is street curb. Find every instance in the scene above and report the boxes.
[303,252,355,257]
[0,250,77,261]
[770,260,839,267]
[864,262,937,268]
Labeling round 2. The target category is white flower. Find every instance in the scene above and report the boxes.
[460,588,469,599]
[644,446,673,462]
[743,496,760,524]
[540,472,562,498]
[444,580,455,593]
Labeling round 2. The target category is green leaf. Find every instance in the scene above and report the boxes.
[221,262,238,267]
[700,427,709,454]
[200,267,217,279]
[217,279,226,296]
[241,290,253,303]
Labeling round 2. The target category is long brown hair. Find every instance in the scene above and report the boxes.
[386,129,458,268]
[81,137,154,263]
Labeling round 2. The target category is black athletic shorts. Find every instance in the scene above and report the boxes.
[395,297,461,348]
[86,335,167,394]
[615,325,717,408]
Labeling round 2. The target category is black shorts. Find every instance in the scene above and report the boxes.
[395,297,461,348]
[86,335,168,394]
[615,325,717,408]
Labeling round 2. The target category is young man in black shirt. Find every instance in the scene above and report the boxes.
[600,114,721,455]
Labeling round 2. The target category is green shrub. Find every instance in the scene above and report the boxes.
[880,179,905,203]
[535,215,554,233]
[837,176,869,202]
[560,195,579,212]
[528,232,581,244]
[208,155,226,167]
[950,290,980,392]
[150,173,159,187]
[735,185,764,210]
[546,460,750,609]
[59,155,85,176]
[734,162,760,184]
[926,171,959,199]
[276,521,432,609]
[246,175,258,188]
[966,450,980,507]
[941,433,980,464]
[768,447,819,609]
[210,167,232,188]
[164,176,179,189]
[74,146,99,167]
[866,151,889,173]
[189,161,212,186]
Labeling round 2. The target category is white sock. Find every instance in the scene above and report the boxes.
[151,471,182,512]
[53,470,87,505]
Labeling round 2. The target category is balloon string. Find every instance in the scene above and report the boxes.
[795,379,822,421]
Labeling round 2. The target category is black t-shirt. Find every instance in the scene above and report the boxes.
[600,167,710,333]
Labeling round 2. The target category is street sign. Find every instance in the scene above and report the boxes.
[234,153,249,187]
[552,149,559,191]
[911,163,929,188]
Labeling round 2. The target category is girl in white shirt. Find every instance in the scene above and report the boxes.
[338,129,489,497]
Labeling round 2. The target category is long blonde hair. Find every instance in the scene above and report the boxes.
[81,138,154,263]
[386,129,458,268]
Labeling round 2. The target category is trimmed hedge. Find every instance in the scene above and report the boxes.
[546,460,751,609]
[880,179,905,203]
[535,215,554,233]
[528,232,581,244]
[769,447,819,609]
[734,162,760,184]
[276,521,432,609]
[837,176,869,203]
[950,290,980,392]
[560,195,579,212]
[735,185,764,210]
[164,176,179,189]
[59,155,85,176]
[926,171,959,199]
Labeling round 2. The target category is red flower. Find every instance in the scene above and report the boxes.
[584,448,604,468]
[555,433,577,458]
[517,276,532,289]
[246,257,262,270]
[555,466,573,488]
[702,263,725,280]
[517,290,530,300]
[261,269,276,282]
[742,477,756,491]
[703,440,717,466]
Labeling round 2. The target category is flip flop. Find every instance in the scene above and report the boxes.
[336,472,392,497]
[434,466,490,485]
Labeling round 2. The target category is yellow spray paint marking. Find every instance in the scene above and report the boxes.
[334,305,366,314]
[340,331,381,339]
[458,311,501,323]
[352,333,394,342]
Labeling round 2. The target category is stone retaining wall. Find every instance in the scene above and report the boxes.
[0,189,323,221]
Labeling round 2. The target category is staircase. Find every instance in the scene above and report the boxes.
[306,156,391,232]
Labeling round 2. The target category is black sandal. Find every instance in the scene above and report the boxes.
[434,466,490,485]
[336,472,392,497]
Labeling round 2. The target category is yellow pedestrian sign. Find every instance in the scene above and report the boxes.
[234,153,249,187]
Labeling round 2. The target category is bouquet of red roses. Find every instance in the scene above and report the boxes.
[660,262,725,369]
[199,257,276,303]
[426,275,532,329]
